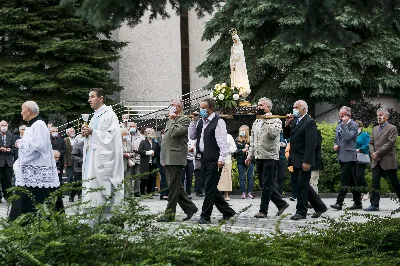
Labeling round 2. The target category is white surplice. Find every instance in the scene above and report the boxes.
[16,119,59,188]
[82,104,124,208]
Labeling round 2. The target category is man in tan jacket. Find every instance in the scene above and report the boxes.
[245,97,289,218]
[364,108,400,212]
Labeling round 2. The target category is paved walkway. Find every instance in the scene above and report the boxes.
[1,196,399,235]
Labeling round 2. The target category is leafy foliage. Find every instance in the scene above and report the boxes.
[76,0,222,28]
[1,175,400,265]
[197,0,400,114]
[0,0,126,127]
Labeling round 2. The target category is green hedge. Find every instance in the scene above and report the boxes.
[1,186,400,265]
[230,122,400,193]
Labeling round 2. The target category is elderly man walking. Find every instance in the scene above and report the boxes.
[330,106,362,211]
[245,97,289,218]
[10,101,61,220]
[364,108,400,212]
[283,100,327,220]
[157,99,198,222]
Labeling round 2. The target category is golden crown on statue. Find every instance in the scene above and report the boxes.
[229,28,237,36]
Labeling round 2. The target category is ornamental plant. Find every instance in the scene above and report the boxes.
[210,83,241,109]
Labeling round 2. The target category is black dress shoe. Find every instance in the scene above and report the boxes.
[330,203,342,210]
[347,204,363,210]
[276,202,289,216]
[198,217,211,224]
[290,214,306,220]
[218,213,236,223]
[311,208,328,218]
[363,205,379,211]
[183,208,198,221]
[289,197,296,201]
[157,216,175,222]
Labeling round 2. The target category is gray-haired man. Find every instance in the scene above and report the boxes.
[157,99,198,222]
[330,106,362,211]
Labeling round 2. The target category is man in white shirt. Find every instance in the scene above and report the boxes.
[81,88,124,216]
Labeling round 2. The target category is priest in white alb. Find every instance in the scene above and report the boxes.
[81,88,124,214]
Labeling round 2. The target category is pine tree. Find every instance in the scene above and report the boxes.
[0,0,126,126]
[77,0,221,27]
[196,0,400,114]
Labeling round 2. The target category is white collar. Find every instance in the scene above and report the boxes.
[203,112,216,123]
[93,104,107,118]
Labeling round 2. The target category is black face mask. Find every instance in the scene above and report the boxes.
[256,109,266,115]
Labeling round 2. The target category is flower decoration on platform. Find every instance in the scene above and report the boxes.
[210,83,241,109]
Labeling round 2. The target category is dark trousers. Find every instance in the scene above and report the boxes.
[256,159,287,214]
[71,171,82,197]
[158,163,168,199]
[290,172,298,199]
[58,165,64,185]
[165,165,197,214]
[0,166,13,200]
[194,169,205,194]
[9,186,64,221]
[353,163,368,193]
[336,161,361,205]
[140,163,156,195]
[181,159,194,195]
[370,164,400,207]
[276,158,287,195]
[292,168,326,216]
[66,165,74,183]
[200,159,235,220]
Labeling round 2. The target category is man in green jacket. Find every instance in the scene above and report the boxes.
[157,99,198,222]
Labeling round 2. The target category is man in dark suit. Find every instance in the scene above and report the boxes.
[157,99,197,222]
[50,127,66,184]
[283,100,327,220]
[364,108,400,211]
[331,106,362,210]
[0,120,16,202]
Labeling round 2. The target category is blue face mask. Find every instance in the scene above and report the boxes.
[199,108,208,118]
[129,128,136,134]
[293,109,300,118]
[122,136,129,141]
[239,131,246,137]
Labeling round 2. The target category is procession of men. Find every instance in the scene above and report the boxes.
[1,87,399,224]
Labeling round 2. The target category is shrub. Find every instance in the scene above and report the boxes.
[1,183,400,265]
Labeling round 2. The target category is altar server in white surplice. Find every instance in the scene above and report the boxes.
[81,88,124,210]
[9,101,63,221]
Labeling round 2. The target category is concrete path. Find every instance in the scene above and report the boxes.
[1,196,399,235]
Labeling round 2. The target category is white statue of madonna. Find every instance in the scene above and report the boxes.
[230,29,251,105]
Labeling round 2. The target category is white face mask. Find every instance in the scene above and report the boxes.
[70,134,76,138]
[51,133,58,138]
[0,127,7,133]
[122,136,129,141]
[358,128,362,134]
